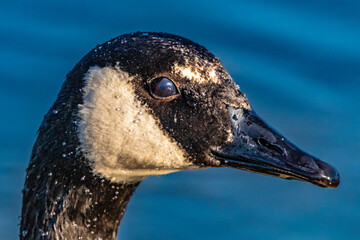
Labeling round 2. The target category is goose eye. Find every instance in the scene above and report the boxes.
[150,77,179,99]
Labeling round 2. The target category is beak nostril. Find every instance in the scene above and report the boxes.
[257,138,284,155]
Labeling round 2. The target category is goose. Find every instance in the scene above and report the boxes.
[20,32,340,240]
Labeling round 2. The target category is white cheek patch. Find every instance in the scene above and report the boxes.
[77,66,195,183]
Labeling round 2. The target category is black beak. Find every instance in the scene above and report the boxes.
[211,106,340,188]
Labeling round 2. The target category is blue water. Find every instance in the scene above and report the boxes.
[1,0,359,239]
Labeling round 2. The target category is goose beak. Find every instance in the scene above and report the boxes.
[211,106,340,188]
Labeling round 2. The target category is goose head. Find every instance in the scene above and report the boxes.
[69,32,339,187]
[21,32,340,240]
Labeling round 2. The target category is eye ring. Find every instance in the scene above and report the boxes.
[149,77,180,100]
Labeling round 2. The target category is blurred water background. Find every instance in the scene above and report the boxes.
[1,0,359,239]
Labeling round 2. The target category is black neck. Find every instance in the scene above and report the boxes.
[20,58,142,239]
[20,163,139,240]
[20,99,140,239]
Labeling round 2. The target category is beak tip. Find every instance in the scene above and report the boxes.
[315,159,340,188]
[326,172,340,188]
